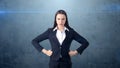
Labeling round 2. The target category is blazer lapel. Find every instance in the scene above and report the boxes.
[61,30,69,46]
[52,30,61,46]
[52,30,70,46]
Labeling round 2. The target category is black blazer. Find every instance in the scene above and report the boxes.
[32,28,89,61]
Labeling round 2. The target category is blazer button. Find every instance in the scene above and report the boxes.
[60,55,62,58]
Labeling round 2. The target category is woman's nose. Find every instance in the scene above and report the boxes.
[60,20,62,23]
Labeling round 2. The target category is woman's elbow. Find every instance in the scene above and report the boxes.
[86,41,89,47]
[31,39,37,45]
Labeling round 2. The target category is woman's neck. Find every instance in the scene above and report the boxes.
[57,26,65,31]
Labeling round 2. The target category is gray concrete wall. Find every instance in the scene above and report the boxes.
[0,0,120,68]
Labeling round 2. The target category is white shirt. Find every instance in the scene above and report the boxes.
[53,27,69,45]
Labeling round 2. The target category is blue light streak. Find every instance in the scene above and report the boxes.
[0,10,48,14]
[0,4,120,14]
[0,11,6,14]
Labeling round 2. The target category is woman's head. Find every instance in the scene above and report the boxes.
[53,10,70,29]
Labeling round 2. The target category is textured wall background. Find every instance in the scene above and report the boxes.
[0,0,120,68]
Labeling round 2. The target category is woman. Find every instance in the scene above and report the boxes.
[32,10,89,68]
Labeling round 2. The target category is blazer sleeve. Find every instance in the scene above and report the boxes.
[72,29,89,55]
[32,28,50,52]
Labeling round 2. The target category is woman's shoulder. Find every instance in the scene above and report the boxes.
[68,27,75,32]
[68,27,78,34]
[46,28,54,32]
[48,28,53,30]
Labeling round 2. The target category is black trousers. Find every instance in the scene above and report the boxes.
[49,58,72,68]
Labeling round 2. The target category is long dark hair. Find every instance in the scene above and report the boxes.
[52,10,71,29]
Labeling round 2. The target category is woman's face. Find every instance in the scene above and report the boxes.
[56,14,66,27]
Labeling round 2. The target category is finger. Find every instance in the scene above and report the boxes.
[48,50,53,52]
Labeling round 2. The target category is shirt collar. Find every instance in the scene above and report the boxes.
[53,26,69,31]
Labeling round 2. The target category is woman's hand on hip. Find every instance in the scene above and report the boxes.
[42,49,53,56]
[69,50,78,57]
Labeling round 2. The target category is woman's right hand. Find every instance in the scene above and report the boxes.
[42,49,53,56]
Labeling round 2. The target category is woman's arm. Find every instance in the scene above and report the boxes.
[32,28,53,56]
[73,29,89,55]
[32,28,50,52]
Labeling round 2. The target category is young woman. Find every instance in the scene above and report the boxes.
[32,10,89,68]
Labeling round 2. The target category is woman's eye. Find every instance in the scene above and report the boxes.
[62,18,65,20]
[58,18,60,20]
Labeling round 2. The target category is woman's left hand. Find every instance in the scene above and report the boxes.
[69,50,78,57]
